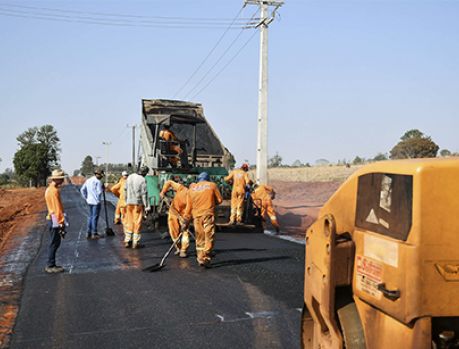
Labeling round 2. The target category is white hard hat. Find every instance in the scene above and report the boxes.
[122,171,128,176]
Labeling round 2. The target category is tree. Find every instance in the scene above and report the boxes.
[440,149,451,157]
[373,153,388,161]
[80,155,95,176]
[352,156,364,165]
[292,160,303,167]
[13,143,49,186]
[390,129,439,159]
[268,152,282,168]
[315,159,330,166]
[13,125,61,186]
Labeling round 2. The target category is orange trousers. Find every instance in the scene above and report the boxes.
[256,199,279,229]
[115,203,126,224]
[125,204,144,244]
[168,212,190,253]
[193,214,215,264]
[230,191,245,223]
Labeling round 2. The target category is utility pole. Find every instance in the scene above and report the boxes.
[102,141,111,178]
[244,0,283,184]
[127,124,137,167]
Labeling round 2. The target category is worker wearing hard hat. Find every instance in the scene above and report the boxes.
[110,171,129,225]
[185,172,223,267]
[44,169,66,273]
[124,166,151,248]
[160,177,190,258]
[224,163,251,224]
[251,183,280,233]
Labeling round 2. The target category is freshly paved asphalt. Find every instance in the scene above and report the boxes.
[10,184,305,349]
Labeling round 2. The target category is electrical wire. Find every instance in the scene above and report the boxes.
[191,30,258,99]
[0,8,257,28]
[181,8,260,100]
[172,6,247,98]
[0,2,258,22]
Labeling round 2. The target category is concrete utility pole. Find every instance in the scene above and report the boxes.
[102,141,111,178]
[127,124,137,167]
[244,0,283,184]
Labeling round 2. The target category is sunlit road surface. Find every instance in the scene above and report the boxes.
[10,185,304,349]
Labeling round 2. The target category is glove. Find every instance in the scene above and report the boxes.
[144,207,152,214]
[58,224,67,239]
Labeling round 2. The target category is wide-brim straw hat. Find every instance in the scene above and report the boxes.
[50,169,65,179]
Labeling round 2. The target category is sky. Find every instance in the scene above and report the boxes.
[0,0,458,173]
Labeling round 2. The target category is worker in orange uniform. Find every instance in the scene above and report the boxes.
[44,169,66,273]
[110,171,128,225]
[224,163,251,224]
[160,177,190,258]
[124,166,151,248]
[185,172,223,267]
[251,183,280,233]
[159,125,183,167]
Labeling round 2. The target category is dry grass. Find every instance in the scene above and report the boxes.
[254,165,362,183]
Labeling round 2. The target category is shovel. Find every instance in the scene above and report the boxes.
[143,231,184,272]
[102,190,115,237]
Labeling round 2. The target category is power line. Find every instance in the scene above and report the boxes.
[182,8,259,100]
[191,30,258,100]
[0,3,259,23]
[0,9,254,29]
[173,6,247,99]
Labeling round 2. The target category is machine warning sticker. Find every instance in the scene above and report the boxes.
[356,255,383,300]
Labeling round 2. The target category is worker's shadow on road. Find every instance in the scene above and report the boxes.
[210,256,291,269]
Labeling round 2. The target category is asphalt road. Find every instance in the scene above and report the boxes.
[10,184,305,349]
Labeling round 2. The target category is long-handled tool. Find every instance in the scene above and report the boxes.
[143,231,184,272]
[102,190,115,236]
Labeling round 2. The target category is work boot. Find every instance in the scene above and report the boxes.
[132,243,144,249]
[92,233,101,240]
[174,249,180,256]
[86,233,92,240]
[45,266,55,274]
[52,265,64,273]
[275,226,280,233]
[114,220,121,225]
[179,251,187,258]
[124,241,132,248]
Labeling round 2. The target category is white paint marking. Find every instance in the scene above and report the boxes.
[264,230,306,245]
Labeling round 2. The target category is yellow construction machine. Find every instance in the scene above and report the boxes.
[302,158,459,349]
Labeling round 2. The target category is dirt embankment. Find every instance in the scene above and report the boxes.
[0,188,46,250]
[270,181,342,239]
[0,187,46,348]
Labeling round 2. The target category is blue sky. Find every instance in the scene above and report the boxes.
[1,0,458,173]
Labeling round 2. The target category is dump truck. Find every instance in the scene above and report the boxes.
[302,158,459,349]
[139,99,262,232]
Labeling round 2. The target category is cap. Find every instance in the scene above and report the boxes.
[94,168,105,176]
[197,172,210,182]
[121,171,128,176]
[139,166,149,176]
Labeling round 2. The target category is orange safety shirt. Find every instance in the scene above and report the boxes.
[110,177,127,206]
[224,168,250,194]
[252,184,275,202]
[185,181,223,218]
[159,129,178,141]
[45,181,65,224]
[160,180,188,215]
